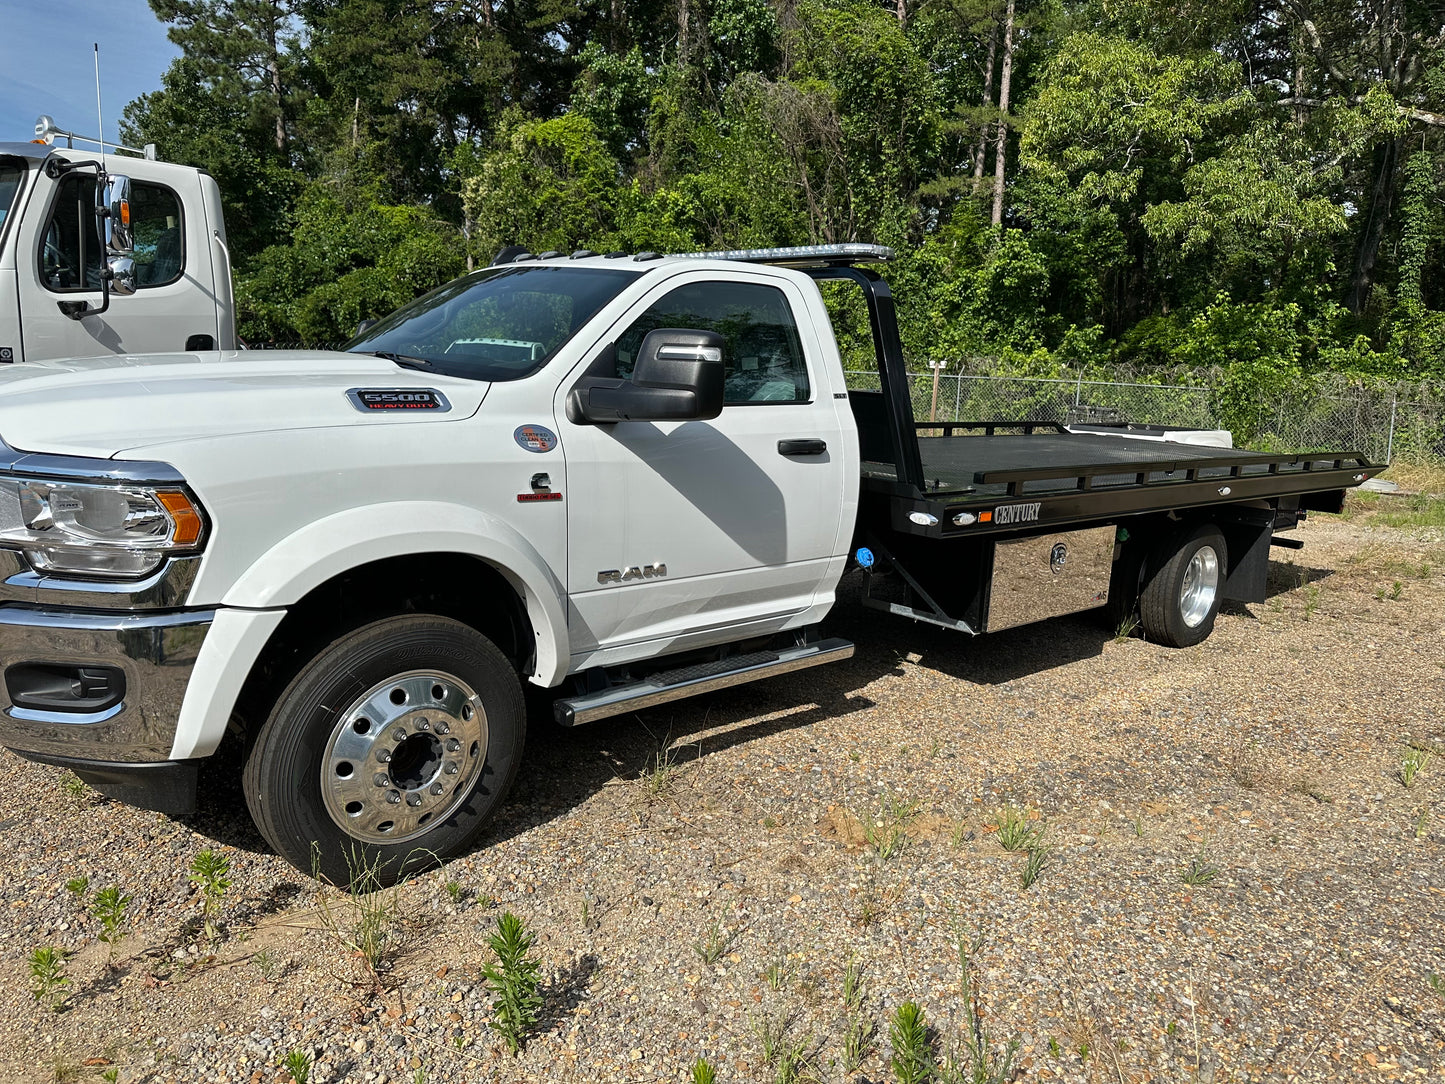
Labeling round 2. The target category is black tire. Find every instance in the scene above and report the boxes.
[243,615,525,886]
[1139,525,1228,648]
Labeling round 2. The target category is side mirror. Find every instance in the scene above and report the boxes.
[107,256,137,296]
[570,329,725,424]
[102,174,133,256]
[356,318,379,335]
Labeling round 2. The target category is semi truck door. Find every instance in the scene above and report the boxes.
[561,272,849,660]
[15,169,218,361]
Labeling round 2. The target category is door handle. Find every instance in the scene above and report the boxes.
[778,439,827,456]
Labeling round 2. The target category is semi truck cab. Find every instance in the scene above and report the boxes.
[0,119,236,365]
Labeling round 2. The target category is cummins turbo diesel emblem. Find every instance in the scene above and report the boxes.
[994,502,1042,525]
[597,563,667,584]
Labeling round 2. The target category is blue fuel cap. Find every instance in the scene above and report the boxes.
[855,547,874,569]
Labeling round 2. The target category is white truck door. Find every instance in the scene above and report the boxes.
[560,270,850,663]
[14,165,219,360]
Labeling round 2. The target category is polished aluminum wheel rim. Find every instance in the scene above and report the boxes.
[321,670,487,844]
[1180,545,1220,628]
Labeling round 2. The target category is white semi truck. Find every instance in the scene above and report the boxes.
[0,118,236,364]
[0,238,1379,885]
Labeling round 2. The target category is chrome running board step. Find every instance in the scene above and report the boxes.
[554,638,855,726]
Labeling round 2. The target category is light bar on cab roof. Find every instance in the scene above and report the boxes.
[668,244,895,266]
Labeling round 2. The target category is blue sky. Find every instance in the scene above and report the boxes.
[0,0,180,146]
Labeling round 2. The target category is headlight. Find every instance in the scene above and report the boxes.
[0,478,205,578]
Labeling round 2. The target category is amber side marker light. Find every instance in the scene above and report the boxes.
[158,491,204,546]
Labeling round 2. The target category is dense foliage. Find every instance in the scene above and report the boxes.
[123,0,1445,379]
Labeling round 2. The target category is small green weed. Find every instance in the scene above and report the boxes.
[638,743,686,802]
[863,794,921,861]
[947,925,1020,1084]
[250,948,282,982]
[690,1056,717,1084]
[1047,1037,1061,1057]
[91,886,132,968]
[188,849,232,943]
[444,880,464,907]
[61,774,89,801]
[282,1049,311,1084]
[842,958,874,1073]
[1416,809,1430,839]
[1426,971,1445,999]
[1180,848,1219,887]
[889,1001,933,1084]
[101,1070,119,1084]
[64,875,89,900]
[750,1006,794,1065]
[693,919,736,965]
[764,956,794,991]
[1302,582,1321,620]
[311,845,407,985]
[481,911,542,1055]
[1113,614,1140,643]
[27,946,69,1012]
[1400,747,1432,787]
[990,804,1043,852]
[1020,845,1050,890]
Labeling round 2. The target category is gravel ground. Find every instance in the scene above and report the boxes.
[0,498,1442,1084]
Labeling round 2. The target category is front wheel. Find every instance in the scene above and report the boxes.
[1139,526,1227,648]
[243,615,525,885]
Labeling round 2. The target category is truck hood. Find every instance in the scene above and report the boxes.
[0,350,488,459]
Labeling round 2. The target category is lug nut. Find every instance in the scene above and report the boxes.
[417,719,430,731]
[377,750,391,763]
[435,722,450,735]
[406,793,422,807]
[444,763,460,775]
[386,790,402,804]
[373,773,390,787]
[445,738,460,752]
[430,783,444,795]
[391,727,407,741]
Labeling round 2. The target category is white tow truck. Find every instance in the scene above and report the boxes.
[0,117,236,364]
[0,243,1379,884]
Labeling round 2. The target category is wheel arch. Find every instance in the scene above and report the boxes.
[170,506,570,760]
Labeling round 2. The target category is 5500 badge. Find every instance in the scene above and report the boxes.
[347,388,452,412]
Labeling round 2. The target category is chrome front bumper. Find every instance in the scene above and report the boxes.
[0,605,214,762]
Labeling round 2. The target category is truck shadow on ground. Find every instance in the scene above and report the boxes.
[182,559,1339,864]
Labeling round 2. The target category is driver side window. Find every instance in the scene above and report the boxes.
[614,280,810,404]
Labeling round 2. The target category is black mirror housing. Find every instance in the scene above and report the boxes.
[569,329,725,424]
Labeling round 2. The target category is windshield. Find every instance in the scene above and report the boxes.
[346,265,643,381]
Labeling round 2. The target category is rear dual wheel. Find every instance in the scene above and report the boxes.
[243,615,525,886]
[1138,525,1227,648]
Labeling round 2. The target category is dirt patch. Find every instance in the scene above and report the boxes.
[0,500,1442,1083]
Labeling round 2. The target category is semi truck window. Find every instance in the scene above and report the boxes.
[40,174,104,291]
[130,183,184,287]
[39,177,183,292]
[615,281,810,404]
[0,161,23,234]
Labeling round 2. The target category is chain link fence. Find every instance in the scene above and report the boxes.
[845,367,1445,464]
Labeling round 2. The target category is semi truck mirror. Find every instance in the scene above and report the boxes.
[107,256,137,296]
[103,174,133,256]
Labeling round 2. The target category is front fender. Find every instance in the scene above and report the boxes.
[169,502,571,760]
[213,501,570,684]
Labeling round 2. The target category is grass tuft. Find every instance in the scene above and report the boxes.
[1180,847,1219,887]
[990,804,1043,852]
